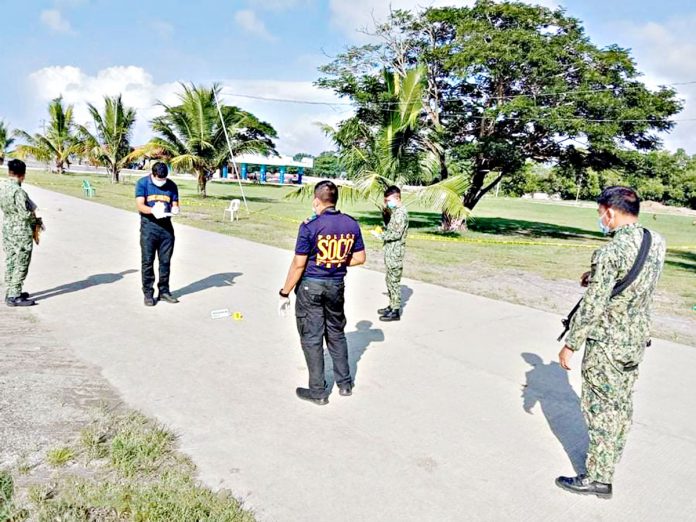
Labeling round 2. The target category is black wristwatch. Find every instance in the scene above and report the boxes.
[279,289,290,298]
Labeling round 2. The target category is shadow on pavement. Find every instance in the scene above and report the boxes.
[32,269,138,301]
[521,352,589,475]
[325,320,385,390]
[402,285,414,311]
[173,272,243,298]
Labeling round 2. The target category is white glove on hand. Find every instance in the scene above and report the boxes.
[171,205,180,216]
[278,296,291,317]
[151,202,166,219]
[370,230,382,239]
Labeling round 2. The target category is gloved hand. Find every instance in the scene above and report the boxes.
[370,229,382,239]
[151,202,166,219]
[278,296,291,317]
[171,205,180,216]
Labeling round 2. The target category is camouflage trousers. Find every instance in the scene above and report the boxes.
[581,339,638,484]
[384,244,404,309]
[2,233,33,298]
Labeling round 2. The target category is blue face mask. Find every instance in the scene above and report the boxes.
[598,211,612,235]
[386,200,398,209]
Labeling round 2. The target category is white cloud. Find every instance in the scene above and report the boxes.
[234,9,277,41]
[329,0,558,40]
[40,9,74,34]
[244,0,309,11]
[26,65,345,155]
[619,16,696,153]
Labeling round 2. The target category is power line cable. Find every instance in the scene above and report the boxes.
[221,79,696,109]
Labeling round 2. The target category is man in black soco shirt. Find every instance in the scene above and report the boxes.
[279,181,366,405]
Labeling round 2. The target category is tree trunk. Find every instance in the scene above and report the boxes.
[111,166,120,184]
[440,214,468,232]
[197,170,207,197]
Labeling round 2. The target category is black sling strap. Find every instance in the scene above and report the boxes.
[557,229,653,342]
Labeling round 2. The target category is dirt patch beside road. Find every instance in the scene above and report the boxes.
[0,306,120,469]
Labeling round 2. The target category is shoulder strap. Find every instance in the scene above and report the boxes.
[611,229,652,297]
[557,228,653,342]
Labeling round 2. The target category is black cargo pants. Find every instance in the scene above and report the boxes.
[140,218,175,297]
[295,278,351,398]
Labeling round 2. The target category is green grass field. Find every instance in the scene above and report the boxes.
[25,170,696,343]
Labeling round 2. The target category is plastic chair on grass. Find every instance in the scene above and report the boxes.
[224,199,241,221]
[82,180,96,198]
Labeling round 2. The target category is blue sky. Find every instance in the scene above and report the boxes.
[2,0,695,155]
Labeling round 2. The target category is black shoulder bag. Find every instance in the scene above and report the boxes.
[557,229,653,342]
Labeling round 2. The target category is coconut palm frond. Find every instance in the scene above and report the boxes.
[410,175,470,220]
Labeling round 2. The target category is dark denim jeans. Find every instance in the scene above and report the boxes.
[295,278,351,398]
[140,218,175,297]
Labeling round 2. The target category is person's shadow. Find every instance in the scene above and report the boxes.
[325,320,385,389]
[401,285,414,311]
[32,269,138,301]
[173,272,243,298]
[521,353,589,474]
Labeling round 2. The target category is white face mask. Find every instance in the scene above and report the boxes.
[598,210,613,235]
[152,176,167,187]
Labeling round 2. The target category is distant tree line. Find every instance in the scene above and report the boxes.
[500,149,696,209]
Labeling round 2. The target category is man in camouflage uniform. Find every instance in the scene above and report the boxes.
[0,159,38,307]
[374,185,409,322]
[556,186,666,499]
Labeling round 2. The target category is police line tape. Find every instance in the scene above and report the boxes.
[28,185,696,251]
[238,208,696,251]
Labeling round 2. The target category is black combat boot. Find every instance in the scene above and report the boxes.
[555,475,612,499]
[296,387,329,406]
[5,292,29,304]
[377,305,392,315]
[6,296,37,307]
[379,309,401,322]
[144,295,157,307]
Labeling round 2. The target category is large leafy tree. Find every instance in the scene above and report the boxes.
[78,95,137,184]
[301,67,468,219]
[14,97,82,174]
[318,1,682,224]
[143,83,277,196]
[312,151,341,178]
[0,120,14,166]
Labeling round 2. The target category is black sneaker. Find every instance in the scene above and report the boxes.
[338,385,353,397]
[144,295,157,307]
[6,296,37,307]
[296,387,328,406]
[379,309,401,322]
[158,293,179,304]
[377,306,392,315]
[555,475,612,499]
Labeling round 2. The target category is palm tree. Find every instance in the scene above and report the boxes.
[138,83,277,196]
[293,68,469,224]
[78,95,137,183]
[0,120,14,166]
[14,97,82,174]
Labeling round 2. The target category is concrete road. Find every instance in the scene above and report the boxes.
[3,185,695,521]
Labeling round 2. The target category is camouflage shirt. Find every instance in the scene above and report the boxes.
[382,205,409,251]
[566,223,666,365]
[0,179,36,237]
